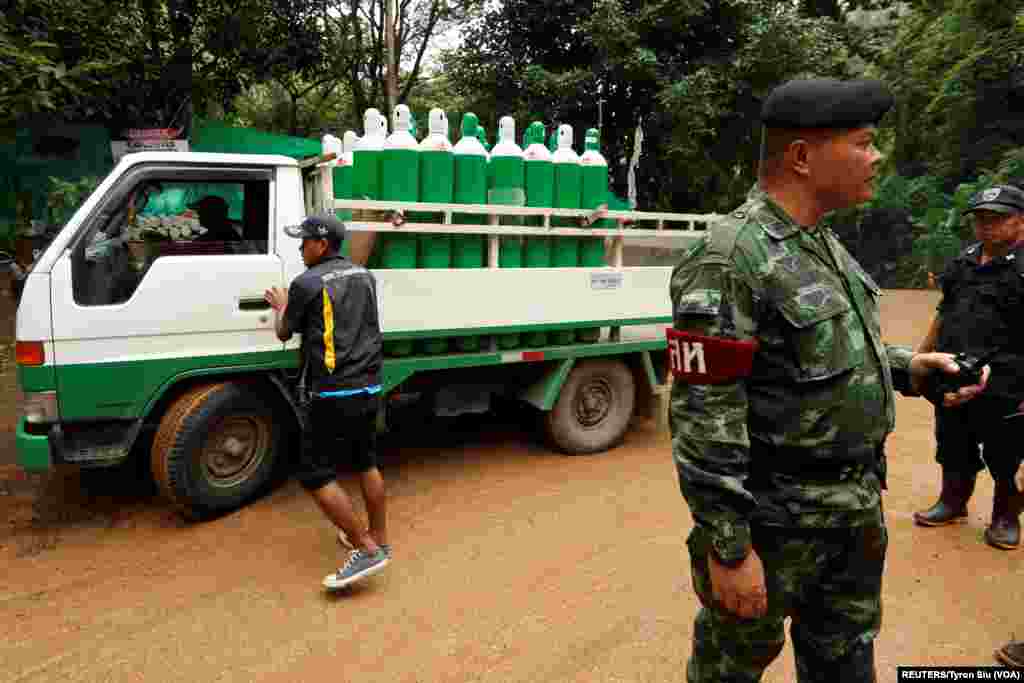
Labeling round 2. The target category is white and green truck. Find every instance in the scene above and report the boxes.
[14,150,714,519]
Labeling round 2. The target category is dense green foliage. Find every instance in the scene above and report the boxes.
[2,0,1021,284]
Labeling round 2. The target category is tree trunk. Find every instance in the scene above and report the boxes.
[385,0,397,115]
[289,90,300,136]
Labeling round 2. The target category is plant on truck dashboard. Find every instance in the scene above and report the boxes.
[124,215,207,242]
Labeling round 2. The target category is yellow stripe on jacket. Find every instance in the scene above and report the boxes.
[322,288,336,373]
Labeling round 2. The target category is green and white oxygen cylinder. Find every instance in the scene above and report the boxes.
[353,109,386,202]
[318,133,343,229]
[417,108,455,355]
[478,124,495,195]
[522,121,554,348]
[380,104,420,264]
[320,133,342,210]
[452,113,488,353]
[322,133,342,160]
[476,125,492,155]
[551,124,581,345]
[333,131,357,222]
[550,123,581,345]
[489,116,525,350]
[580,127,613,235]
[417,108,454,265]
[552,123,581,233]
[380,104,420,357]
[490,116,524,218]
[409,111,419,140]
[490,117,525,207]
[382,105,419,206]
[523,121,554,234]
[577,127,611,343]
[335,131,358,259]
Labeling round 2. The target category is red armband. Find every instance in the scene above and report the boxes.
[666,328,759,384]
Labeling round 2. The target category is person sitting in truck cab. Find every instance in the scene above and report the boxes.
[190,196,240,242]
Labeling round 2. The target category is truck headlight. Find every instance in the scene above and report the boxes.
[22,391,58,424]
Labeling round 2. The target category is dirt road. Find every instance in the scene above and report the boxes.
[3,290,1023,682]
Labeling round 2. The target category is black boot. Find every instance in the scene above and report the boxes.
[985,479,1021,550]
[914,471,976,527]
[995,640,1024,668]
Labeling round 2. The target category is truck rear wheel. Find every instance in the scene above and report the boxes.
[544,359,636,455]
[151,381,284,520]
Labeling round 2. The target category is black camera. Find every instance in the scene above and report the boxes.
[926,352,989,402]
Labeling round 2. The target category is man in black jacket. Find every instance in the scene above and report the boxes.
[264,214,390,591]
[913,184,1024,550]
[190,196,240,242]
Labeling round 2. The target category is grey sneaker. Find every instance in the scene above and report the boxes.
[323,549,390,590]
[336,530,391,559]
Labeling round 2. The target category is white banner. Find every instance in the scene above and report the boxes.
[111,139,189,163]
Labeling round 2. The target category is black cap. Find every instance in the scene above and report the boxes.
[964,185,1024,216]
[284,214,347,241]
[761,78,895,129]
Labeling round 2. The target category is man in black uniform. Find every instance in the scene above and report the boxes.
[913,184,1024,550]
[264,214,391,590]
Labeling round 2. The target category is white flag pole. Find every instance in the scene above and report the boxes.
[627,117,644,210]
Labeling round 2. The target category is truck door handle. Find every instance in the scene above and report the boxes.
[239,298,271,311]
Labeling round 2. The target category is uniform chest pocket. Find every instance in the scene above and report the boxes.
[776,286,859,382]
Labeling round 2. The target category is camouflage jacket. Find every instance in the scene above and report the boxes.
[669,187,915,564]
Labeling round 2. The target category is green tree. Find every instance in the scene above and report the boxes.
[877,0,1024,183]
[442,0,892,212]
[233,78,354,138]
[0,0,337,133]
[1,0,143,131]
[320,0,482,127]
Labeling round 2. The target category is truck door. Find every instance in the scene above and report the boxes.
[48,163,286,422]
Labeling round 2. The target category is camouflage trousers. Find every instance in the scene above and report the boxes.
[685,512,887,683]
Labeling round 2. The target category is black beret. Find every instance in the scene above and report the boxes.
[761,78,894,129]
[964,184,1024,216]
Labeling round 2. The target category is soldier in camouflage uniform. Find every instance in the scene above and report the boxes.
[669,79,990,682]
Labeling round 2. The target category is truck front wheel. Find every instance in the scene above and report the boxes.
[151,381,285,520]
[544,359,636,455]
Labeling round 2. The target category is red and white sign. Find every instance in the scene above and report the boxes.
[111,136,188,163]
[501,351,546,363]
[111,127,189,163]
[666,328,759,384]
[124,127,184,140]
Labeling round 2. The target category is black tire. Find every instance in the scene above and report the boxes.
[544,359,636,455]
[150,381,285,520]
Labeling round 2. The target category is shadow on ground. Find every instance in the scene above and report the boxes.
[0,398,573,558]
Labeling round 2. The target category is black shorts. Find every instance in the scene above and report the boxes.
[296,394,380,491]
